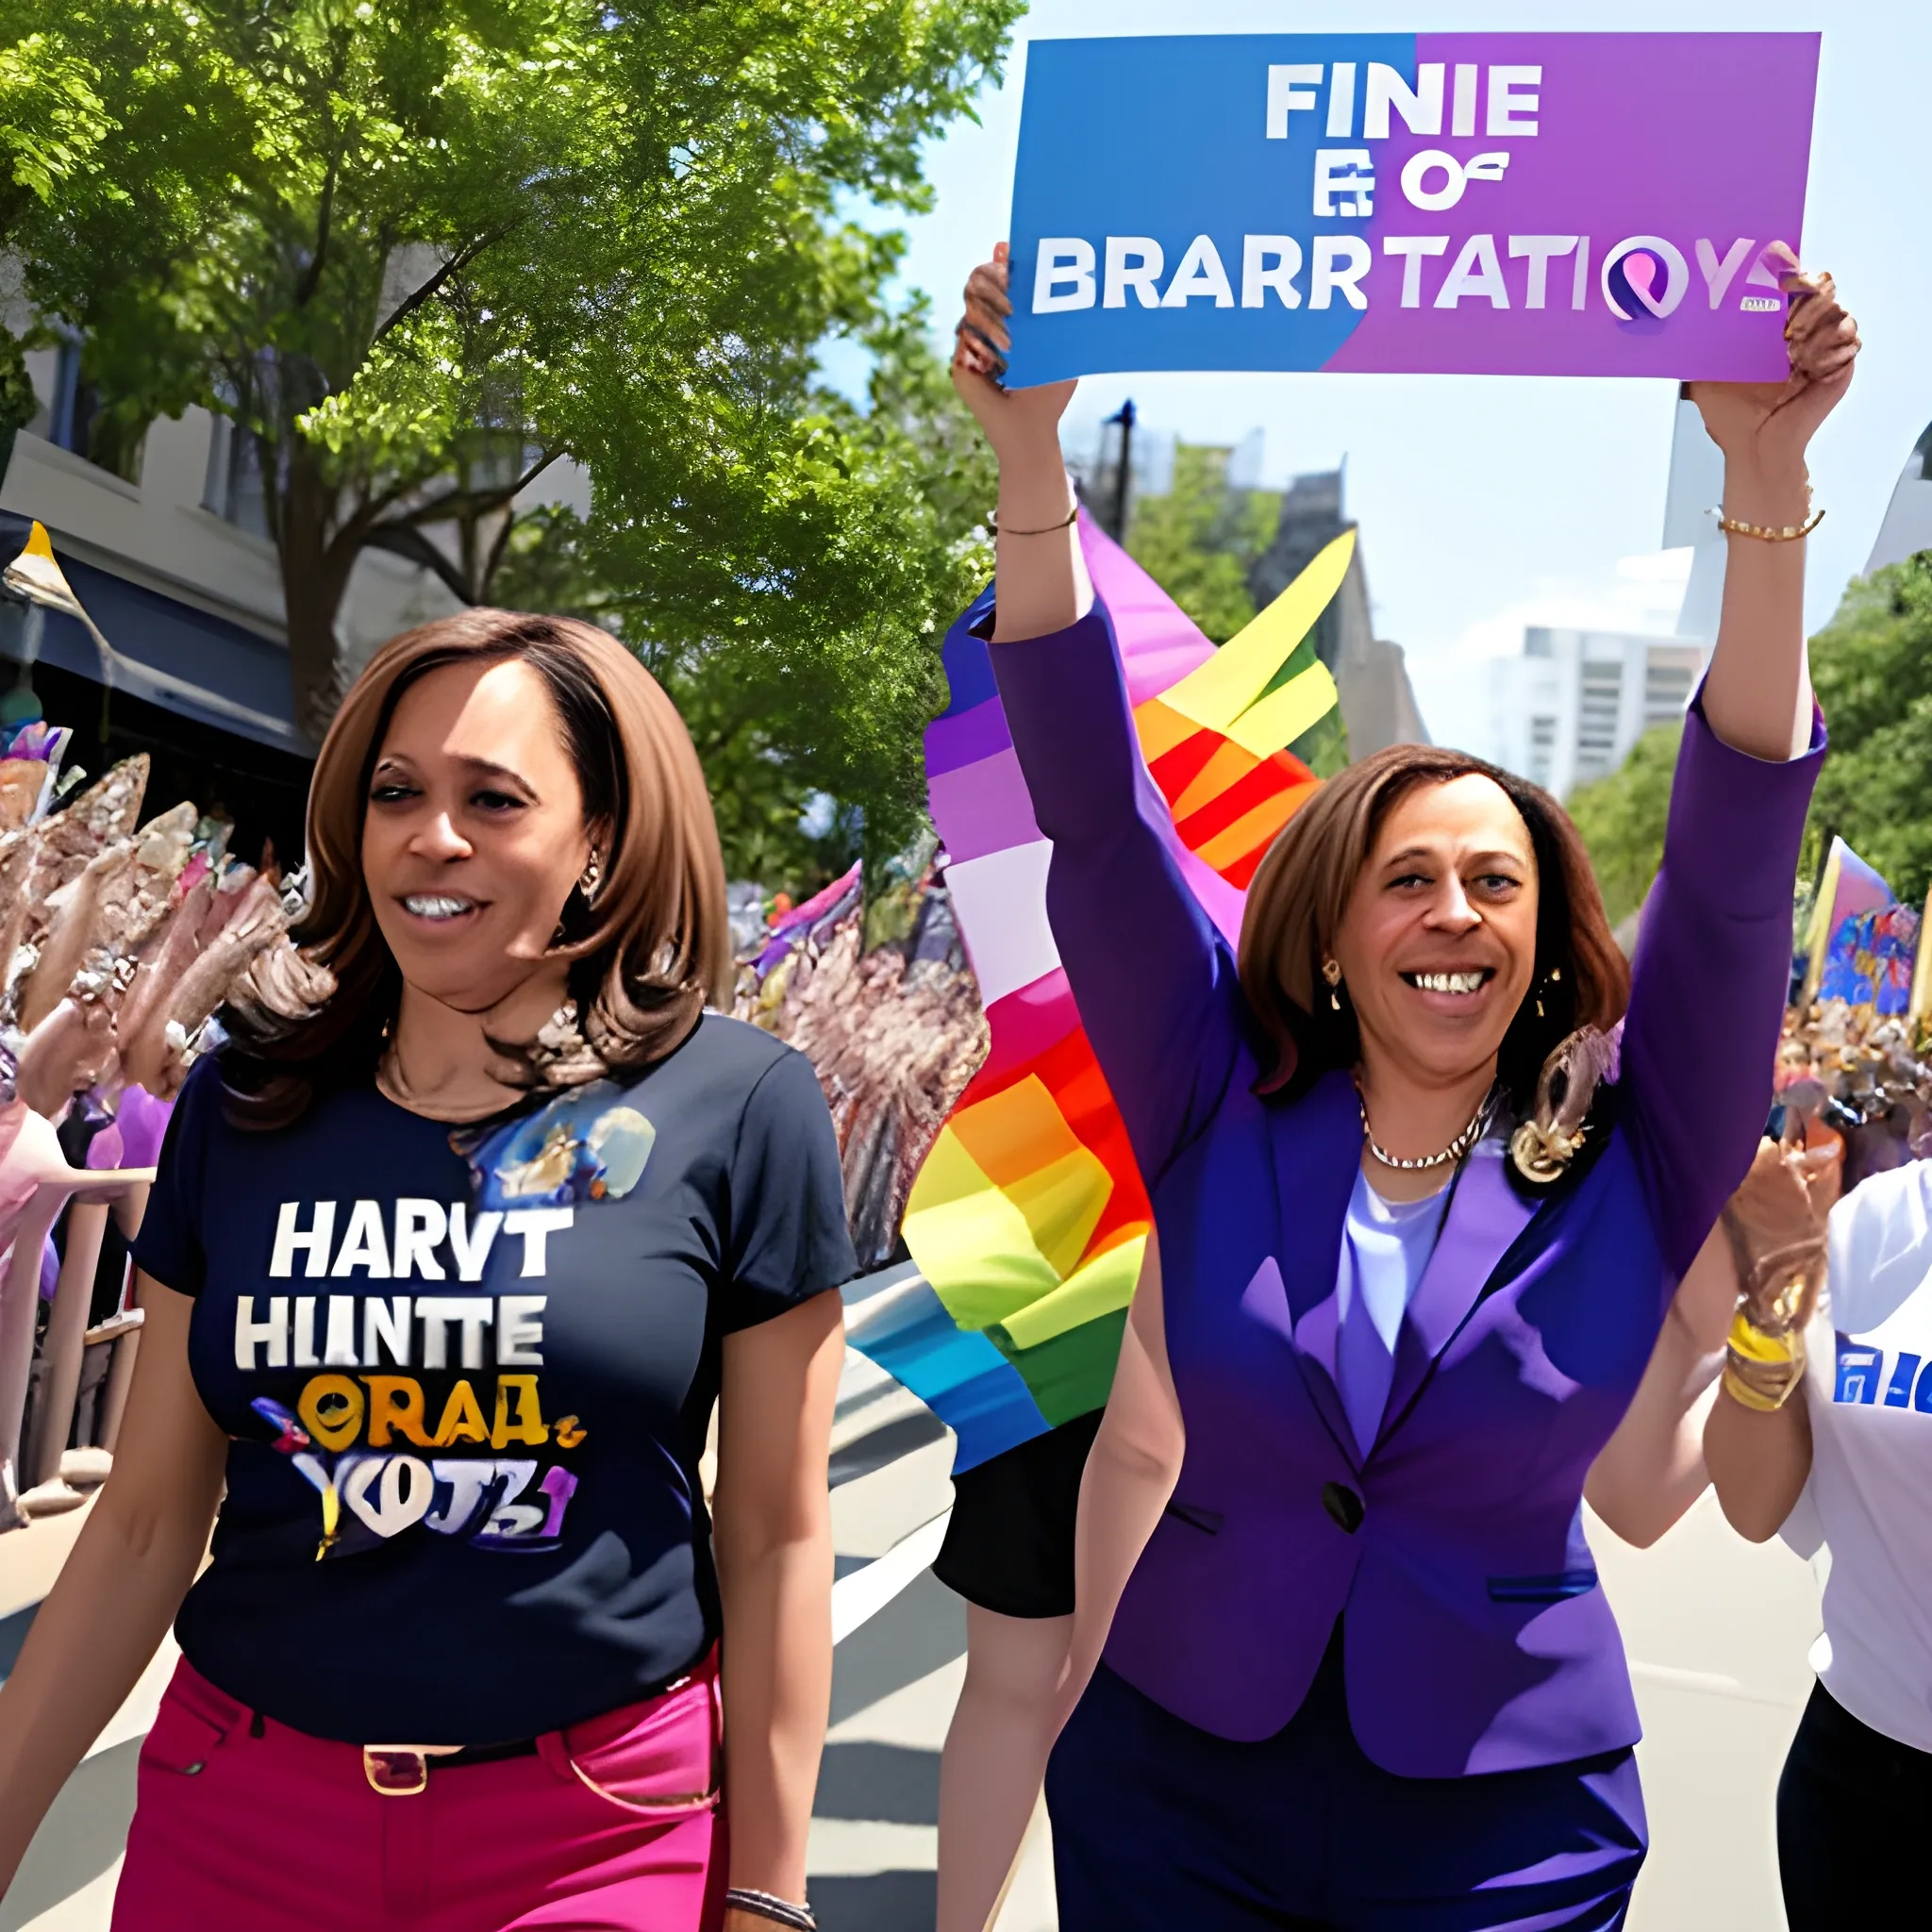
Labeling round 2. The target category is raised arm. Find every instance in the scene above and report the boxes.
[1619,260,1857,1274]
[953,246,1248,1174]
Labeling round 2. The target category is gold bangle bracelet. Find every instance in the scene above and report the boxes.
[1713,506,1824,541]
[1723,1357,1804,1412]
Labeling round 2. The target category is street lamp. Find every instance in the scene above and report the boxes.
[1104,398,1135,542]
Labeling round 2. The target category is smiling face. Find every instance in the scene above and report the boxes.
[1330,774,1541,1091]
[361,657,598,1016]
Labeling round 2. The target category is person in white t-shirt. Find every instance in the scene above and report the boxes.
[1706,1144,1932,1932]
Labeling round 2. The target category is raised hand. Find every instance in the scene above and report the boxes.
[1722,1137,1828,1343]
[1686,245,1859,496]
[950,242,1078,458]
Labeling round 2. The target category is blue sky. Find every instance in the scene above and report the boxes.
[862,0,1931,754]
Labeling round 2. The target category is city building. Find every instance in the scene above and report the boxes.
[0,335,588,858]
[1489,627,1707,801]
[1866,419,1932,575]
[1248,467,1430,756]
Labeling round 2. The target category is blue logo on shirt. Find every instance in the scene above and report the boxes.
[1834,1335,1932,1411]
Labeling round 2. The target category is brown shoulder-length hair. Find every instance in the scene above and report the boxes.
[220,608,730,1128]
[1237,743,1629,1111]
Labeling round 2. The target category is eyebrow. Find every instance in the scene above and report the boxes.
[1380,844,1528,869]
[371,753,538,792]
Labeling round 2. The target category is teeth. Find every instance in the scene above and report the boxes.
[1407,971,1485,994]
[404,895,475,921]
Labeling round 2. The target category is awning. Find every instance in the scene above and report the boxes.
[0,512,304,753]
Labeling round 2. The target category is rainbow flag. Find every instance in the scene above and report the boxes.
[847,512,1354,1471]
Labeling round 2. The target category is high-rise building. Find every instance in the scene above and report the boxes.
[1248,467,1430,756]
[1867,420,1932,575]
[1490,627,1707,800]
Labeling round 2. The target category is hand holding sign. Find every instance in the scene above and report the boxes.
[954,242,1077,458]
[1687,245,1859,513]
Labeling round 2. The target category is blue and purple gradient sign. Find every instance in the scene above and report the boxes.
[1005,33,1819,385]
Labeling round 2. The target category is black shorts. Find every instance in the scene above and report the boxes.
[932,1409,1104,1619]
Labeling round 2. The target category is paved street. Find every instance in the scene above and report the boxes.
[1,1262,1818,1930]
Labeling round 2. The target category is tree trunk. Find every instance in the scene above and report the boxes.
[276,441,359,745]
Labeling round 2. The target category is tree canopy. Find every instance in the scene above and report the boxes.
[1805,551,1932,905]
[495,300,997,890]
[1567,551,1932,929]
[1126,442,1281,644]
[3,0,1021,750]
[1564,720,1682,930]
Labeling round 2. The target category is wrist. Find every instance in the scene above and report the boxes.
[1721,462,1811,530]
[991,425,1071,480]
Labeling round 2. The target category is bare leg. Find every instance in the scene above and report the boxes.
[937,1604,1073,1932]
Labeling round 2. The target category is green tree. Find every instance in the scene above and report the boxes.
[1566,721,1684,928]
[493,302,997,891]
[8,0,1020,734]
[1805,552,1932,904]
[1126,442,1280,643]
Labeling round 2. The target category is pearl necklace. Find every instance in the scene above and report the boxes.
[1356,1081,1496,1173]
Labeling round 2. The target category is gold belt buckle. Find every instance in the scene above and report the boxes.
[362,1744,460,1796]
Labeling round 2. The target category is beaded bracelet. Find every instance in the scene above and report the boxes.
[724,1888,817,1931]
[1712,506,1825,542]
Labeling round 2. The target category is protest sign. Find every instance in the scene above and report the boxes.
[1006,33,1818,386]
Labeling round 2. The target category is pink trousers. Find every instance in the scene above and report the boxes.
[112,1653,727,1931]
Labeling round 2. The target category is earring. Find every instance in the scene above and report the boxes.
[578,854,603,905]
[1536,964,1560,1020]
[1322,957,1342,1012]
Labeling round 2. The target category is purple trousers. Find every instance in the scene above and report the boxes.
[1047,1629,1645,1930]
[114,1653,726,1930]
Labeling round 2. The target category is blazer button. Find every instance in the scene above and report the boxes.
[1322,1481,1365,1534]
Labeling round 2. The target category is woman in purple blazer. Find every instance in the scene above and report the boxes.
[948,242,1857,1930]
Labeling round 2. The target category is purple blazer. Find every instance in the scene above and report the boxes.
[991,600,1823,1777]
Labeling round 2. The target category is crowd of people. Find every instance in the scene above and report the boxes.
[0,230,1914,1932]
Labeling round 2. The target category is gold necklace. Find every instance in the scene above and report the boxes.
[1356,1080,1496,1173]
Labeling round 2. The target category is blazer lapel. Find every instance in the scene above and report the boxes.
[1268,1071,1364,1467]
[1379,1139,1540,1439]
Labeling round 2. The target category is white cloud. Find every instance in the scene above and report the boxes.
[1408,548,1694,758]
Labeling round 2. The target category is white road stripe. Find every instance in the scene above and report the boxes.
[831,1509,952,1645]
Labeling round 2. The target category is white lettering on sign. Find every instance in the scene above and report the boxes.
[1309,237,1371,310]
[1363,62,1444,138]
[1033,238,1096,314]
[1487,65,1542,137]
[1695,236,1757,309]
[1103,237,1164,308]
[1435,233,1509,309]
[1312,150,1374,220]
[1324,61,1357,137]
[1265,63,1323,138]
[1382,235,1449,308]
[1509,235,1580,310]
[1241,237,1303,308]
[1160,236,1235,308]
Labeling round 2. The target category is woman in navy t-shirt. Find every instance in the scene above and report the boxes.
[0,609,855,1932]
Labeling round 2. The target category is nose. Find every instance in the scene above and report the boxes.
[409,812,473,862]
[1427,874,1483,934]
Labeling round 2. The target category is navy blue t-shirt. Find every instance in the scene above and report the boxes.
[133,1014,855,1745]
